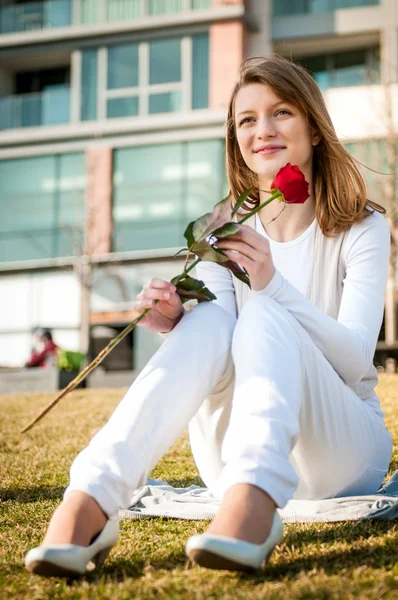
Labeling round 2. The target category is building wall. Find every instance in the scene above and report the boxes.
[1,0,397,370]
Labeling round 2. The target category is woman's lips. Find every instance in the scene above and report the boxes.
[255,146,285,155]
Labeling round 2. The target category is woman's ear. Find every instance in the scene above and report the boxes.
[312,130,321,147]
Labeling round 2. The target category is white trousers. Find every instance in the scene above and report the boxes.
[65,297,393,517]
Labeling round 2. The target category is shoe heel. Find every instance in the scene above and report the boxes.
[86,547,112,572]
[94,546,112,567]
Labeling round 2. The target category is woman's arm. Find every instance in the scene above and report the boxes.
[255,212,390,385]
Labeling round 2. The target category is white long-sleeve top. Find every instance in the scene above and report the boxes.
[196,210,390,419]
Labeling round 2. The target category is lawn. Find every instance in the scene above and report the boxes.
[1,376,398,599]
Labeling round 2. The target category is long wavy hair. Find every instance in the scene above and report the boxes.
[226,55,385,236]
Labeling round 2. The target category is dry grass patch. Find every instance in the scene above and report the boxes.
[1,377,398,599]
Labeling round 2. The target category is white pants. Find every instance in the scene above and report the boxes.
[65,297,393,517]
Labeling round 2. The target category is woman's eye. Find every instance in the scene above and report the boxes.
[275,109,291,116]
[239,116,254,126]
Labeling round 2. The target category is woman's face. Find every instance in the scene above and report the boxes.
[234,83,319,188]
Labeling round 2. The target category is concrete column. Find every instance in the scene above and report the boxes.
[85,146,113,254]
[245,0,273,58]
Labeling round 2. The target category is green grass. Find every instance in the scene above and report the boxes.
[1,376,398,599]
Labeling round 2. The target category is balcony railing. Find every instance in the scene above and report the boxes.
[273,0,379,17]
[0,0,71,34]
[79,0,211,24]
[0,87,70,130]
[0,0,211,33]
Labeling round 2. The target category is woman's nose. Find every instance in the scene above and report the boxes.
[256,117,276,138]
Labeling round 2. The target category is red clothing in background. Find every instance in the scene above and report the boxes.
[25,340,59,368]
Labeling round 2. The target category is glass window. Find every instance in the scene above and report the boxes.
[108,43,139,89]
[299,55,329,90]
[81,49,98,121]
[0,153,85,263]
[107,0,143,20]
[83,33,208,122]
[112,140,226,252]
[149,39,181,84]
[149,92,181,114]
[81,0,98,23]
[57,153,86,256]
[113,143,184,251]
[107,97,139,118]
[192,0,211,7]
[192,34,209,109]
[185,140,227,219]
[273,0,379,16]
[297,47,379,89]
[149,0,184,15]
[332,49,367,87]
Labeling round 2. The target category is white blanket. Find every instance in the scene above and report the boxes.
[120,470,398,523]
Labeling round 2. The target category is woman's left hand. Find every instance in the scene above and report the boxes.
[215,224,275,291]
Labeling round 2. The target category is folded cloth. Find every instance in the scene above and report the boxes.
[120,470,398,523]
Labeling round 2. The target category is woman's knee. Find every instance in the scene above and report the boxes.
[180,302,235,347]
[232,295,300,354]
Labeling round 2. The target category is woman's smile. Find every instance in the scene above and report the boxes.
[254,144,286,156]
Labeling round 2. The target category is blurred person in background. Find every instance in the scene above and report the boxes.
[25,330,59,369]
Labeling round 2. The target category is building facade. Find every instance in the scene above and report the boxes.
[0,0,397,373]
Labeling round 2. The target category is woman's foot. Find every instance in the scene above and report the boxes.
[25,492,118,578]
[206,483,276,544]
[185,484,282,571]
[42,491,107,547]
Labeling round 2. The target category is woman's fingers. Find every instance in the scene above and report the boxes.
[134,278,182,314]
[143,278,175,292]
[137,287,174,302]
[217,240,263,263]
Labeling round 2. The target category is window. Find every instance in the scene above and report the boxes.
[108,44,139,89]
[80,0,210,24]
[0,154,85,263]
[297,47,380,89]
[81,34,209,120]
[113,139,227,252]
[81,49,98,121]
[0,67,70,130]
[273,0,379,17]
[0,0,72,34]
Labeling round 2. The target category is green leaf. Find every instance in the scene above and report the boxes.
[190,240,231,264]
[191,195,233,243]
[212,222,240,239]
[187,238,251,288]
[175,275,217,303]
[231,188,252,219]
[183,221,195,247]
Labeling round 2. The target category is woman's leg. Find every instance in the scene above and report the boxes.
[207,295,393,541]
[43,302,235,545]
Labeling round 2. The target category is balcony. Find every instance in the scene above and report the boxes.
[79,0,211,24]
[0,0,71,34]
[0,0,210,34]
[0,87,70,130]
[273,0,379,17]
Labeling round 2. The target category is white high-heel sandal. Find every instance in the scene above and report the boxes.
[24,517,119,578]
[185,511,284,572]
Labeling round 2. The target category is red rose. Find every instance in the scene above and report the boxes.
[271,163,310,204]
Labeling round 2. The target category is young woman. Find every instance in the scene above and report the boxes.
[25,56,393,576]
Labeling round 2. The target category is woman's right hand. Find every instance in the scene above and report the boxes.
[133,279,184,333]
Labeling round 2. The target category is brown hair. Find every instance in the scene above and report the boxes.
[226,55,385,236]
